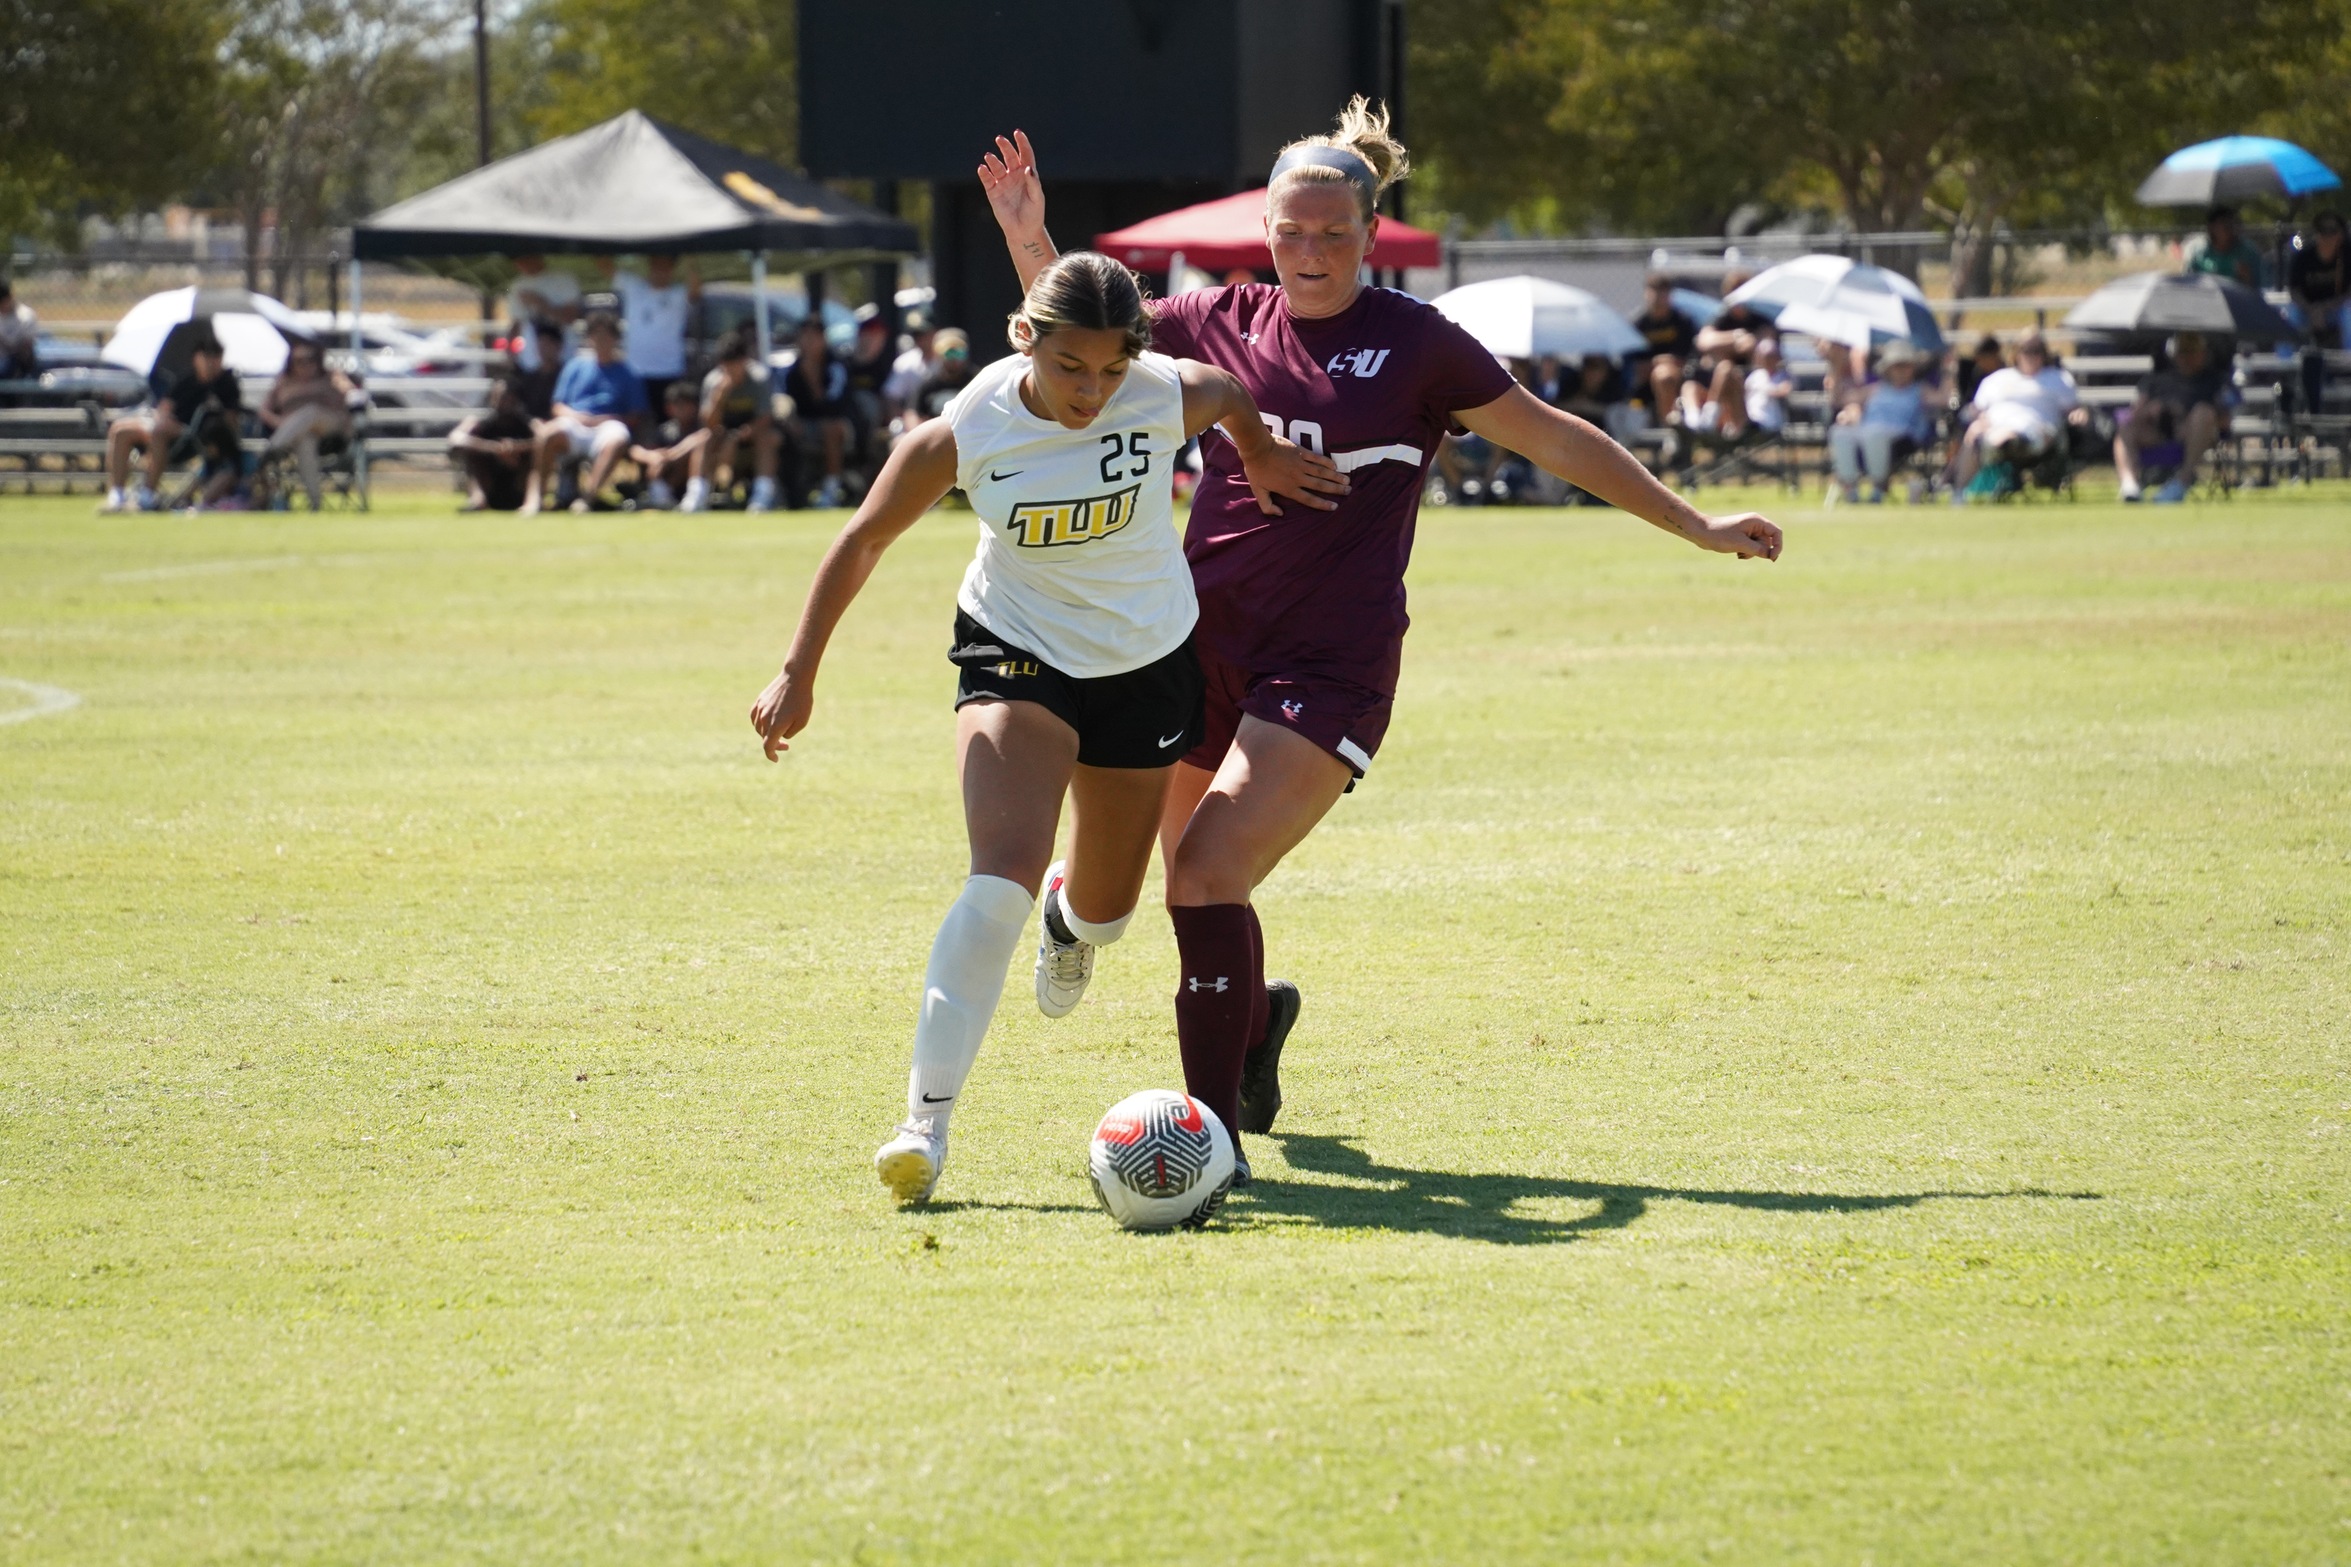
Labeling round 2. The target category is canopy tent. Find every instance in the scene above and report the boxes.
[353,111,917,283]
[1095,189,1442,274]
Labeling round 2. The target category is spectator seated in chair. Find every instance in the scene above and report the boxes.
[254,340,355,510]
[104,325,244,512]
[628,381,711,510]
[1684,272,1773,436]
[844,305,897,474]
[524,310,647,515]
[1953,334,2006,410]
[2187,206,2266,290]
[2286,210,2348,420]
[0,278,38,379]
[1557,353,1641,443]
[1680,332,1788,444]
[685,323,781,512]
[901,328,974,428]
[1628,272,1701,433]
[1827,340,1934,504]
[1948,330,2088,501]
[515,321,567,421]
[2114,331,2231,504]
[448,374,539,512]
[783,317,855,508]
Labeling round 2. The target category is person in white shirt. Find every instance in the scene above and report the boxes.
[505,254,581,371]
[603,253,699,410]
[1950,329,2086,493]
[883,313,936,423]
[1743,337,1792,434]
[746,252,1340,1208]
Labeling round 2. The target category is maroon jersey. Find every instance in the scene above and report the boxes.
[1151,284,1512,691]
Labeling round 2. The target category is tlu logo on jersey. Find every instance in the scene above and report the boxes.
[1006,483,1141,548]
[1326,348,1391,379]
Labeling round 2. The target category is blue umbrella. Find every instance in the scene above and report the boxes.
[2136,136,2342,206]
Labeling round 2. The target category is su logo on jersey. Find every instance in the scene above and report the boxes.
[1326,348,1391,379]
[1006,482,1142,548]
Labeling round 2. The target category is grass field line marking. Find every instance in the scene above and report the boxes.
[100,554,313,583]
[0,678,82,726]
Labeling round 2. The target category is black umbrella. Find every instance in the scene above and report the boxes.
[2063,272,2299,344]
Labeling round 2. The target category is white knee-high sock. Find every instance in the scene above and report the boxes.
[906,874,1034,1129]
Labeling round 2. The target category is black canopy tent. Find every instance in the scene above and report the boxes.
[349,110,918,362]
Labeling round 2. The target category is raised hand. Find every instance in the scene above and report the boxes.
[977,130,1046,245]
[1240,437,1349,518]
[1689,511,1783,561]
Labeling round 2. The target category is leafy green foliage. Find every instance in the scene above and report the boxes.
[1409,0,2318,241]
[527,0,795,161]
[0,0,225,245]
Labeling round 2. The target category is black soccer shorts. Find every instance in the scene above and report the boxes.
[949,609,1205,770]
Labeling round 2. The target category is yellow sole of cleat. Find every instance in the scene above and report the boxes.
[875,1148,939,1203]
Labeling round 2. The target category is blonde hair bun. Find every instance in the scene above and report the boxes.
[1270,95,1410,220]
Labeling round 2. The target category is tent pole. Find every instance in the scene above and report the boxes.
[752,252,771,371]
[350,256,369,508]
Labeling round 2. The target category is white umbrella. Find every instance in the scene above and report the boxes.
[101,286,314,381]
[1725,255,1944,351]
[1430,275,1646,360]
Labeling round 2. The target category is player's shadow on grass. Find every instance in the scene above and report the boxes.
[1241,1134,2096,1245]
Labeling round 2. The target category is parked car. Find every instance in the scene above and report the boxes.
[293,312,493,408]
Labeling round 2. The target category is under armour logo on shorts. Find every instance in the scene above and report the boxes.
[1280,699,1304,720]
[1187,976,1229,993]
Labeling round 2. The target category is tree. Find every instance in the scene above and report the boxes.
[0,0,224,245]
[210,0,446,297]
[1407,0,2316,270]
[527,0,795,161]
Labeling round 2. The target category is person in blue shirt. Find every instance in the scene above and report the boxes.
[524,310,648,514]
[1827,339,1936,503]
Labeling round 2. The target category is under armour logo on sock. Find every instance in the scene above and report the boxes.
[1187,976,1230,993]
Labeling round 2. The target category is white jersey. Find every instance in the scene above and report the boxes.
[945,350,1196,679]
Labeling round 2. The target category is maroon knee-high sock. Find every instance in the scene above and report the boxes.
[1170,903,1256,1136]
[1243,904,1269,1050]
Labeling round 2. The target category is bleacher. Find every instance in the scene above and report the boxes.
[0,372,489,504]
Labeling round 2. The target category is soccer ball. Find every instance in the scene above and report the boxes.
[1088,1089,1236,1231]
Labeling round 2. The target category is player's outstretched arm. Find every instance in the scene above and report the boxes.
[1455,385,1783,561]
[1175,360,1349,517]
[978,131,1058,292]
[748,421,960,760]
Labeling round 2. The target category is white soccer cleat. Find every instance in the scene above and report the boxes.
[874,1117,946,1203]
[1034,860,1094,1018]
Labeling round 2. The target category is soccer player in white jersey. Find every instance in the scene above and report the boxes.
[749,253,1344,1203]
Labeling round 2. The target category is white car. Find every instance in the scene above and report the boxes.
[291,313,495,409]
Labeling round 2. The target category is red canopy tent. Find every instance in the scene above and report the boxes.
[1095,189,1442,273]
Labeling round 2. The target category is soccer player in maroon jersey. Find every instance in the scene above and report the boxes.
[980,101,1782,1179]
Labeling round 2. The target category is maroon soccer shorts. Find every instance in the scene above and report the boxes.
[1185,643,1395,783]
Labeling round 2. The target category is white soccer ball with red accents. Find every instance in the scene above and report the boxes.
[1088,1089,1236,1231]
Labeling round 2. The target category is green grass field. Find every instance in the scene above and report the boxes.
[3,487,2346,1563]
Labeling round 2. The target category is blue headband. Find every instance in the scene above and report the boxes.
[1270,144,1377,196]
